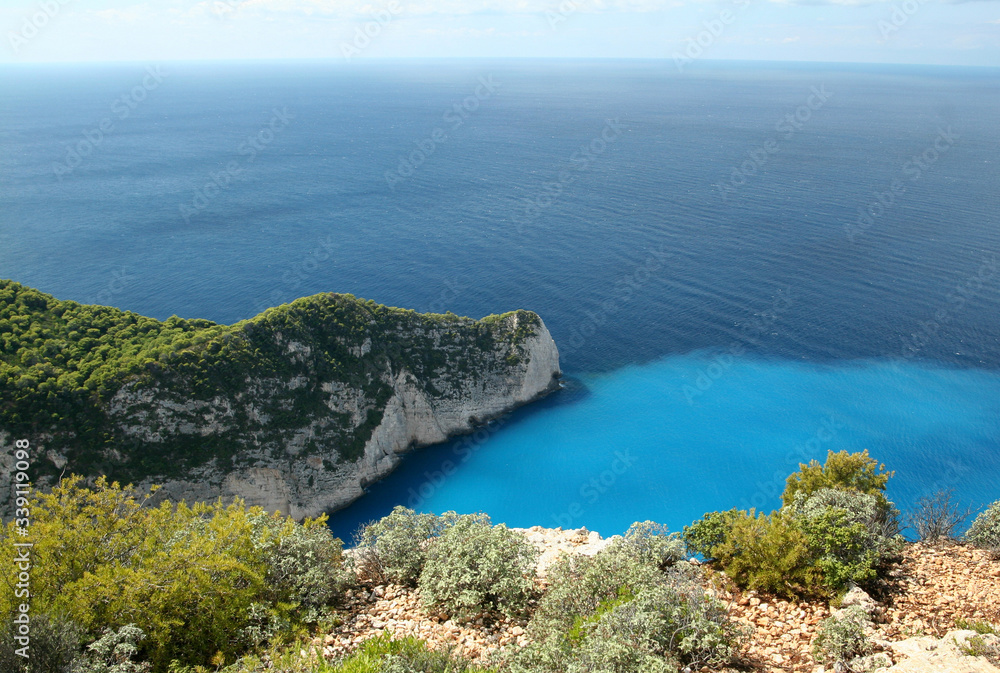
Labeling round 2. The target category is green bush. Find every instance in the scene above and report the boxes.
[811,606,874,667]
[355,507,458,586]
[615,521,686,570]
[687,454,901,597]
[788,488,903,591]
[711,510,821,598]
[783,450,893,507]
[568,575,741,672]
[800,508,882,591]
[966,500,1000,553]
[505,543,742,673]
[955,618,998,635]
[682,508,742,560]
[524,546,663,649]
[203,634,495,673]
[418,514,537,622]
[254,513,354,623]
[0,476,350,672]
[0,612,82,673]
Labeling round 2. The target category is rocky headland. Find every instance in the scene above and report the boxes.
[0,282,561,518]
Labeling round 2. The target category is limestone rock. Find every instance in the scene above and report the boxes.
[882,630,1000,672]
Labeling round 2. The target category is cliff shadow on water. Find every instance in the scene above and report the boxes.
[325,376,594,543]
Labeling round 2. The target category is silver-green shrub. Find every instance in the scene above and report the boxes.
[811,606,874,667]
[789,488,901,545]
[966,500,1000,553]
[582,567,740,666]
[418,514,537,622]
[526,540,664,646]
[615,521,686,569]
[75,625,151,673]
[0,612,82,673]
[355,507,459,586]
[251,514,354,623]
[505,540,742,673]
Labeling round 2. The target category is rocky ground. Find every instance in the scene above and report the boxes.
[316,529,1000,672]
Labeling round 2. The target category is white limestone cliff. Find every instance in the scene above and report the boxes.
[0,312,560,520]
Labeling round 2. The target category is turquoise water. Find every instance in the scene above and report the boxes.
[327,354,1000,540]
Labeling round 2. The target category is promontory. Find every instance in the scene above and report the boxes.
[0,281,561,518]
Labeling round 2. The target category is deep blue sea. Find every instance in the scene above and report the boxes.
[1,60,998,541]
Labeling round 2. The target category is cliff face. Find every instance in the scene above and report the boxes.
[117,313,560,519]
[0,285,560,519]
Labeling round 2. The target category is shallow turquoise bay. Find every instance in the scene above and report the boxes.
[327,354,1000,540]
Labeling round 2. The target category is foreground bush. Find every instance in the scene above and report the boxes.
[76,625,151,673]
[614,520,686,569]
[0,612,82,673]
[682,508,742,561]
[177,634,495,673]
[966,500,1000,553]
[790,488,903,591]
[711,510,821,598]
[504,531,743,673]
[257,513,356,625]
[0,476,349,672]
[419,514,537,622]
[811,606,874,667]
[782,449,893,507]
[688,452,902,597]
[355,507,460,586]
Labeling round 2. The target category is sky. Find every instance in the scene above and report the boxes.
[1,0,998,66]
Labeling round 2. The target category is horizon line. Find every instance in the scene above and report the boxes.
[2,56,999,70]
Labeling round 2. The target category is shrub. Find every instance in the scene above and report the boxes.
[908,489,972,541]
[349,634,493,673]
[801,508,884,591]
[565,590,683,673]
[811,606,874,667]
[789,487,901,542]
[954,633,1000,664]
[782,450,893,507]
[966,500,1000,553]
[955,618,998,635]
[616,520,686,569]
[253,513,354,623]
[576,578,740,670]
[418,514,537,622]
[0,476,351,672]
[711,510,821,598]
[75,625,152,673]
[355,507,458,586]
[209,634,495,673]
[524,543,664,649]
[0,612,82,673]
[682,509,742,560]
[788,488,904,591]
[506,562,742,673]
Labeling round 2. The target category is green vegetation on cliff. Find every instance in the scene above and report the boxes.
[0,280,543,483]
